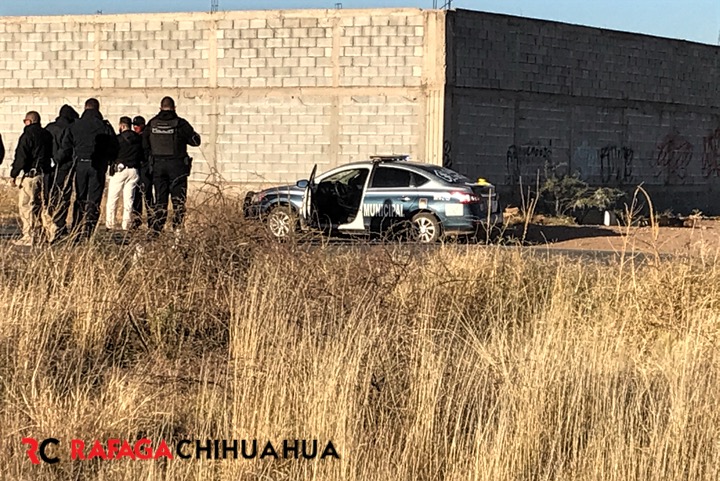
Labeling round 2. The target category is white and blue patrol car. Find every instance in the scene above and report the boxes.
[243,155,503,243]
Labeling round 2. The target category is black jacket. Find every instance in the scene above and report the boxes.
[115,130,144,169]
[45,104,79,166]
[11,123,54,179]
[142,110,201,161]
[59,108,119,166]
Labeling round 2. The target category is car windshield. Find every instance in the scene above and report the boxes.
[415,165,472,184]
[320,168,367,185]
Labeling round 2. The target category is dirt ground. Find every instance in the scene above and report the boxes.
[501,218,720,256]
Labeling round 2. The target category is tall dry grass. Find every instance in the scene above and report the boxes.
[0,195,719,480]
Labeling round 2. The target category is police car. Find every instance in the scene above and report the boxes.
[243,155,503,243]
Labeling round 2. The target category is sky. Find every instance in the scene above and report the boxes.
[0,0,718,46]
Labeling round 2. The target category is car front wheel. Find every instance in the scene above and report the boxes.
[266,205,297,240]
[411,212,440,243]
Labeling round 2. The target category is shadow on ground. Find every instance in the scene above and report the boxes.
[500,223,621,245]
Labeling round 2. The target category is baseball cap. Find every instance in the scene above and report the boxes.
[132,116,146,126]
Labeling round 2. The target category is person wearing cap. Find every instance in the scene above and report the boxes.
[142,96,201,236]
[132,116,145,135]
[9,111,54,246]
[106,116,143,231]
[130,115,154,230]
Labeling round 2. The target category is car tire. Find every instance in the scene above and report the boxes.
[266,205,298,240]
[410,212,441,243]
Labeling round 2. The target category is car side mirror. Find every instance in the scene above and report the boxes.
[296,179,309,189]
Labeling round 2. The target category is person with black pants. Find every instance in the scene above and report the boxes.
[142,96,201,237]
[44,104,80,242]
[130,116,154,230]
[58,98,119,241]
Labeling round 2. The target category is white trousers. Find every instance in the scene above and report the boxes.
[106,167,139,230]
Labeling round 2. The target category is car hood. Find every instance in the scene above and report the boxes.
[259,184,303,195]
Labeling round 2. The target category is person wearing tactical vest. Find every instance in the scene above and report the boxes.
[142,96,201,235]
[59,98,119,242]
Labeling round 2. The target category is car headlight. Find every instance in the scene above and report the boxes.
[251,192,266,203]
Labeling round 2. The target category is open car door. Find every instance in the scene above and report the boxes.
[300,164,318,229]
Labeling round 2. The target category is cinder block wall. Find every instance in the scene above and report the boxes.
[0,8,447,192]
[446,9,720,214]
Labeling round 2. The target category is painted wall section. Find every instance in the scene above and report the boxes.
[447,9,720,214]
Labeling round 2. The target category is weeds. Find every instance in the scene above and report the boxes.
[0,187,719,480]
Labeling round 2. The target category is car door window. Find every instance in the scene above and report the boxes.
[410,172,430,187]
[371,166,411,188]
[370,166,430,188]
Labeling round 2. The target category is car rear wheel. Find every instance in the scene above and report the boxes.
[266,205,297,240]
[410,212,440,243]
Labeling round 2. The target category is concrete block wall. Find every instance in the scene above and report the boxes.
[446,9,720,214]
[0,8,447,191]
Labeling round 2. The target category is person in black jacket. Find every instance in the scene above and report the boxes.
[45,104,80,242]
[142,96,201,236]
[59,98,119,241]
[9,111,54,246]
[130,115,154,230]
[106,116,143,231]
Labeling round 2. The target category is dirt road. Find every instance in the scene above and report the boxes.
[501,220,720,256]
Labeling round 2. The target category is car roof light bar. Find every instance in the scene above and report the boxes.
[369,154,411,163]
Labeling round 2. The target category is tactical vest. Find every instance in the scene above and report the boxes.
[149,117,179,157]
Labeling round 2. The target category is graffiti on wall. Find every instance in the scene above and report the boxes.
[572,141,634,185]
[506,140,554,185]
[654,130,693,180]
[442,140,452,169]
[599,145,634,184]
[702,128,720,178]
[572,142,598,177]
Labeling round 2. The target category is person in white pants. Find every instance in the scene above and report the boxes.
[106,116,143,230]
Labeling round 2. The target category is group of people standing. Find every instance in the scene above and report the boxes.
[0,96,201,246]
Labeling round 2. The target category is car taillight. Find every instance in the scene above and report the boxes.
[450,191,481,204]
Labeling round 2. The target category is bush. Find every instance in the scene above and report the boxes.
[540,172,626,219]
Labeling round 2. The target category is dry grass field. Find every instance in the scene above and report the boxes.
[0,186,719,480]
